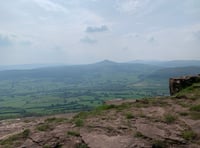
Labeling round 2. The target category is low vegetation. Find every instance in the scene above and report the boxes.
[152,140,167,148]
[36,123,53,131]
[45,117,67,124]
[125,113,135,119]
[75,143,89,148]
[179,112,189,116]
[163,114,177,124]
[74,118,84,127]
[134,131,146,138]
[181,130,197,141]
[0,129,30,146]
[189,112,200,120]
[67,131,80,137]
[190,104,200,112]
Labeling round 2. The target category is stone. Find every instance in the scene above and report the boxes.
[169,74,200,95]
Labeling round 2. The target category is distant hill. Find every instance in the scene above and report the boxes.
[131,60,200,67]
[0,64,64,71]
[148,66,200,79]
[0,61,160,81]
[1,60,199,71]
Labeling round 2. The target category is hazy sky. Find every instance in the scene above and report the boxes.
[0,0,200,65]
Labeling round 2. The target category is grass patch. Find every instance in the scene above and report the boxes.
[175,83,200,99]
[163,114,177,124]
[0,129,30,146]
[95,103,132,112]
[189,112,200,120]
[138,113,146,118]
[190,104,200,112]
[96,104,117,110]
[179,112,189,116]
[149,98,169,107]
[36,123,53,131]
[45,117,67,123]
[181,130,197,141]
[73,112,89,120]
[75,143,89,148]
[152,140,167,148]
[125,113,135,119]
[43,145,51,148]
[67,131,80,137]
[177,101,191,108]
[134,131,146,138]
[74,118,84,127]
[72,103,131,121]
[21,129,30,138]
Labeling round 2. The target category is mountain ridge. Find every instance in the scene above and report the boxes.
[1,59,200,71]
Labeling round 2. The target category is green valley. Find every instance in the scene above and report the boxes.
[0,60,199,119]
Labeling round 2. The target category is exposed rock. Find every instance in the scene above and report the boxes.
[141,107,165,118]
[81,133,134,148]
[169,74,200,95]
[181,119,200,136]
[135,123,165,140]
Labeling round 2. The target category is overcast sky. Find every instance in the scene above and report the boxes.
[0,0,200,65]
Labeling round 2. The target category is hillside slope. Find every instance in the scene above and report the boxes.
[0,82,200,148]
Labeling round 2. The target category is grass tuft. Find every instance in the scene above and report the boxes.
[67,131,80,137]
[45,117,67,123]
[181,130,197,141]
[125,113,135,119]
[36,123,53,131]
[75,143,89,148]
[163,114,177,124]
[74,118,84,127]
[152,140,167,148]
[179,112,189,116]
[134,131,146,138]
[190,104,200,112]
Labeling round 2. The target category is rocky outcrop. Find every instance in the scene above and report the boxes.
[169,74,200,95]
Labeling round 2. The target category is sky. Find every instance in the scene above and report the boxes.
[0,0,200,65]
